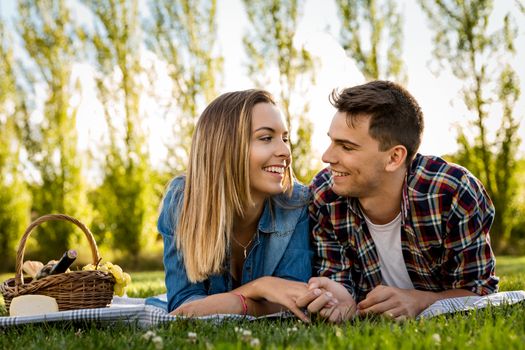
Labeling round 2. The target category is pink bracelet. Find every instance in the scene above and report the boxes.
[232,292,248,316]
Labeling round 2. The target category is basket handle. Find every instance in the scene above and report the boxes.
[15,214,101,287]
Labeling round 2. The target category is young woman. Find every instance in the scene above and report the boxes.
[158,89,312,321]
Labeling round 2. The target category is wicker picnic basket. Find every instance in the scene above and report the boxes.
[0,214,115,313]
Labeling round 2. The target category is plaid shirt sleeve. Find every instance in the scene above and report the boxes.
[441,171,498,295]
[309,170,357,300]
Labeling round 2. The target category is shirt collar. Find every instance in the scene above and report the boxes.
[401,153,425,224]
[257,198,276,233]
[346,197,363,218]
[346,161,416,224]
[401,172,410,225]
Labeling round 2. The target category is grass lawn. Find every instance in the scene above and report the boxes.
[0,257,524,349]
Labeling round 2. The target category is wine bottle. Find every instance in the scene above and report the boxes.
[48,249,77,275]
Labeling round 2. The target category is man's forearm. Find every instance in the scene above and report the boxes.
[357,286,480,319]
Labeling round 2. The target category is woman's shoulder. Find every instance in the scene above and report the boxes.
[167,175,186,193]
[276,182,310,206]
[265,182,310,233]
[164,175,187,214]
[158,175,186,236]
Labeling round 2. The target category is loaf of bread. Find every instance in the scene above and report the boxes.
[9,295,59,316]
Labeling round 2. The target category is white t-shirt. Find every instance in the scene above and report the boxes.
[363,211,414,289]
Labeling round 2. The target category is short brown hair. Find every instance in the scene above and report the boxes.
[330,80,424,166]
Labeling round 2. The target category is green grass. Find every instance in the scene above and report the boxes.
[125,271,166,298]
[496,256,525,275]
[1,256,524,349]
[1,306,524,349]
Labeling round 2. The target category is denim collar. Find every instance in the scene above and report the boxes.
[257,198,275,233]
[257,184,308,234]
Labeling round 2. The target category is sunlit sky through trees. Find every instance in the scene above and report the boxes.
[1,0,524,164]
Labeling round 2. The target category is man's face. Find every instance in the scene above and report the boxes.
[322,112,389,198]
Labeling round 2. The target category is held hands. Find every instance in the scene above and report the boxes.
[170,280,430,321]
[295,279,430,322]
[296,277,357,323]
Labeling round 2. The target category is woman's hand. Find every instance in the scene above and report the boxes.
[170,293,242,317]
[234,276,310,322]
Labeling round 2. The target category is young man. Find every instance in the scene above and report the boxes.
[297,80,498,322]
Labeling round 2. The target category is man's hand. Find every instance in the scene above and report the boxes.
[296,277,357,323]
[170,293,241,317]
[357,285,433,320]
[233,276,310,322]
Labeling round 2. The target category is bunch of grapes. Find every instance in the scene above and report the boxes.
[82,262,131,296]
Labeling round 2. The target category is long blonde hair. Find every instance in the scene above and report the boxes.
[177,89,293,282]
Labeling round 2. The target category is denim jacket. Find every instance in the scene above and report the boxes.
[158,176,313,312]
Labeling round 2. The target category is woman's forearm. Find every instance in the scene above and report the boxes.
[171,291,283,317]
[233,276,311,322]
[171,293,241,316]
[245,299,284,317]
[232,277,269,300]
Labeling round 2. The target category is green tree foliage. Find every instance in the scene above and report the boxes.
[336,0,405,82]
[147,0,223,176]
[15,0,89,258]
[420,0,522,252]
[242,0,318,183]
[509,157,525,253]
[516,0,525,13]
[0,24,31,271]
[83,0,155,265]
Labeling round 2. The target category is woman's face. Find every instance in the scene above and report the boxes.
[249,102,291,203]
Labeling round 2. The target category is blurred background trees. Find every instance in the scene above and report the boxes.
[147,0,223,177]
[242,0,318,183]
[0,0,523,271]
[336,0,406,83]
[14,0,89,260]
[420,0,522,252]
[81,0,154,267]
[0,23,31,271]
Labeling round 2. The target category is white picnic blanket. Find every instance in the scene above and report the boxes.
[1,291,524,328]
[0,296,247,328]
[417,290,525,318]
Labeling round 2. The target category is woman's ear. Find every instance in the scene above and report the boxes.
[385,145,407,172]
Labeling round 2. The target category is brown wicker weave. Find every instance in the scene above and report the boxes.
[0,214,115,312]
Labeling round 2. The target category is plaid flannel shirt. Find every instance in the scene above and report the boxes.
[309,154,499,303]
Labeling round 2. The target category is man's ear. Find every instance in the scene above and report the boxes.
[385,145,407,172]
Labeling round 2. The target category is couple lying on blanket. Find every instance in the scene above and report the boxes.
[158,81,498,324]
